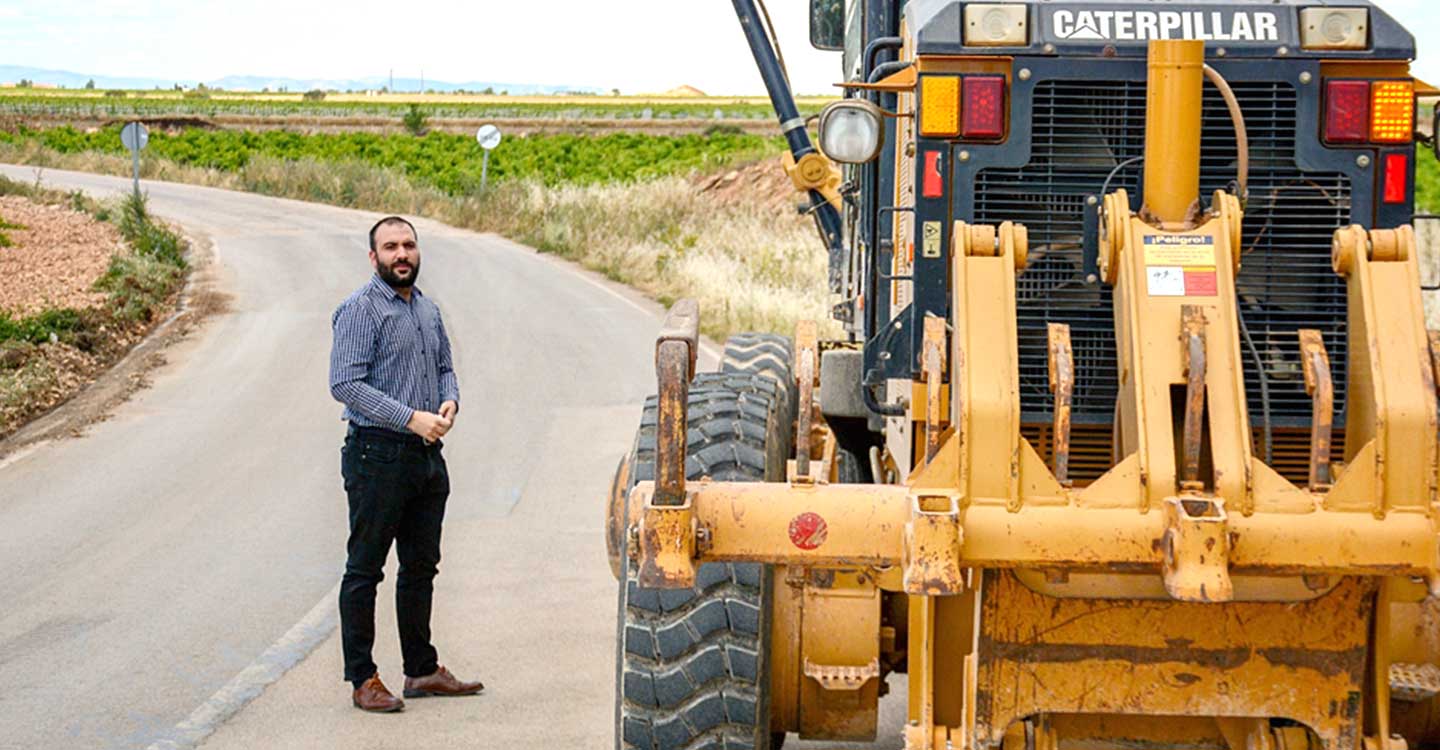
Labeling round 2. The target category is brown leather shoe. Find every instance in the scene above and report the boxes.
[403,665,484,698]
[352,673,404,713]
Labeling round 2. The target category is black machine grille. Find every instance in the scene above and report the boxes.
[975,79,1351,427]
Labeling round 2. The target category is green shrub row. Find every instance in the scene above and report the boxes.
[0,125,784,193]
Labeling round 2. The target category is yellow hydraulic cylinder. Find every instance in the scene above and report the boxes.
[1142,40,1204,224]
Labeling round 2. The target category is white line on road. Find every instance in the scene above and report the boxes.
[146,584,340,750]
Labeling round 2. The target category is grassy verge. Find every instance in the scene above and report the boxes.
[0,135,831,341]
[0,179,188,436]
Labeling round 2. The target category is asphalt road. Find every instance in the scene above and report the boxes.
[0,166,908,750]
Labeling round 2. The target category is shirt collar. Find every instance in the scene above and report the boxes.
[367,274,423,301]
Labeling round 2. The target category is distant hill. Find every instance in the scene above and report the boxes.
[664,85,709,97]
[0,65,601,95]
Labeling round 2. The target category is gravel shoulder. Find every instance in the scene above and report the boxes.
[0,194,122,315]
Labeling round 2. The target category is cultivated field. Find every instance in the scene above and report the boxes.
[0,90,835,136]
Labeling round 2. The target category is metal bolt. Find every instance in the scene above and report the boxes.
[1299,71,1313,84]
[1086,273,1099,285]
[958,150,971,162]
[1087,195,1099,205]
[905,143,916,157]
[1277,46,1290,56]
[1357,154,1371,168]
[910,719,921,727]
[1018,68,1032,81]
[1042,43,1056,54]
[1216,48,1227,58]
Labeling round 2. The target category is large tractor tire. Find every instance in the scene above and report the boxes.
[616,373,789,750]
[720,333,797,436]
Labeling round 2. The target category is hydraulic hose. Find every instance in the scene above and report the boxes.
[733,0,847,292]
[1203,63,1249,202]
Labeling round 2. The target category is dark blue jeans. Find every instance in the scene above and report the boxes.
[339,426,450,684]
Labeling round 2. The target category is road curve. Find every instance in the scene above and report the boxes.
[0,166,913,750]
[0,165,702,748]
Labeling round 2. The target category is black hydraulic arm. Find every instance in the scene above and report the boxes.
[732,0,847,293]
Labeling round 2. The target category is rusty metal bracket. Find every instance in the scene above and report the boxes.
[921,316,947,464]
[640,299,702,588]
[1047,323,1074,485]
[656,298,700,381]
[1299,329,1334,491]
[638,492,699,589]
[1180,306,1208,493]
[803,658,880,692]
[1161,495,1234,602]
[903,494,964,595]
[794,320,819,482]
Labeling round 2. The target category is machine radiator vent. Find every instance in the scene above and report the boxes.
[976,79,1352,430]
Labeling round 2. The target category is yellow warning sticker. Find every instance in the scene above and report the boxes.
[1143,234,1216,267]
[922,221,942,258]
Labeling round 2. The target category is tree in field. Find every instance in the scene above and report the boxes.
[85,79,96,90]
[402,104,429,136]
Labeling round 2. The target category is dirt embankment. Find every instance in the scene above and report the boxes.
[693,157,803,214]
[0,190,217,450]
[0,196,122,315]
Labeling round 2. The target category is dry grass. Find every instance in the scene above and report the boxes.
[0,141,835,340]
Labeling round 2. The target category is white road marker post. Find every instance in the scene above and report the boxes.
[476,123,502,193]
[120,122,149,199]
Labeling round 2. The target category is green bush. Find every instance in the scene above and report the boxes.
[0,308,83,344]
[116,192,186,267]
[402,104,428,136]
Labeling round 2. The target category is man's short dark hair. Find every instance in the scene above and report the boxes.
[368,216,418,252]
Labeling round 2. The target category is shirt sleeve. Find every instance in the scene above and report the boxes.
[329,301,414,432]
[435,310,460,409]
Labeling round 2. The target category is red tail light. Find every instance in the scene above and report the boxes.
[922,150,944,198]
[1383,153,1408,204]
[1324,79,1370,144]
[962,76,1005,140]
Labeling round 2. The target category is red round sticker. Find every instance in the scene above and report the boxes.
[788,512,828,550]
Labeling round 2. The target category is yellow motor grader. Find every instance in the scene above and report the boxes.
[607,2,1440,749]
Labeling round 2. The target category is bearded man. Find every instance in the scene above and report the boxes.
[328,215,482,712]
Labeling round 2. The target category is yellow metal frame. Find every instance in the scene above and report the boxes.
[616,39,1440,750]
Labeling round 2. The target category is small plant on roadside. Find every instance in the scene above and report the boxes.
[402,104,429,136]
[117,191,186,267]
[0,214,24,247]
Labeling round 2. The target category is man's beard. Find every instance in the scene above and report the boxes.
[377,257,420,288]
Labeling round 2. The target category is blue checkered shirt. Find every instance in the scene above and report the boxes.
[329,275,459,433]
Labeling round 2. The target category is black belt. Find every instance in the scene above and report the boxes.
[347,423,440,449]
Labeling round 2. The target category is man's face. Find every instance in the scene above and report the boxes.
[370,222,420,288]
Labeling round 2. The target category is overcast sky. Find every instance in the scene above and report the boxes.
[0,1,1435,95]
